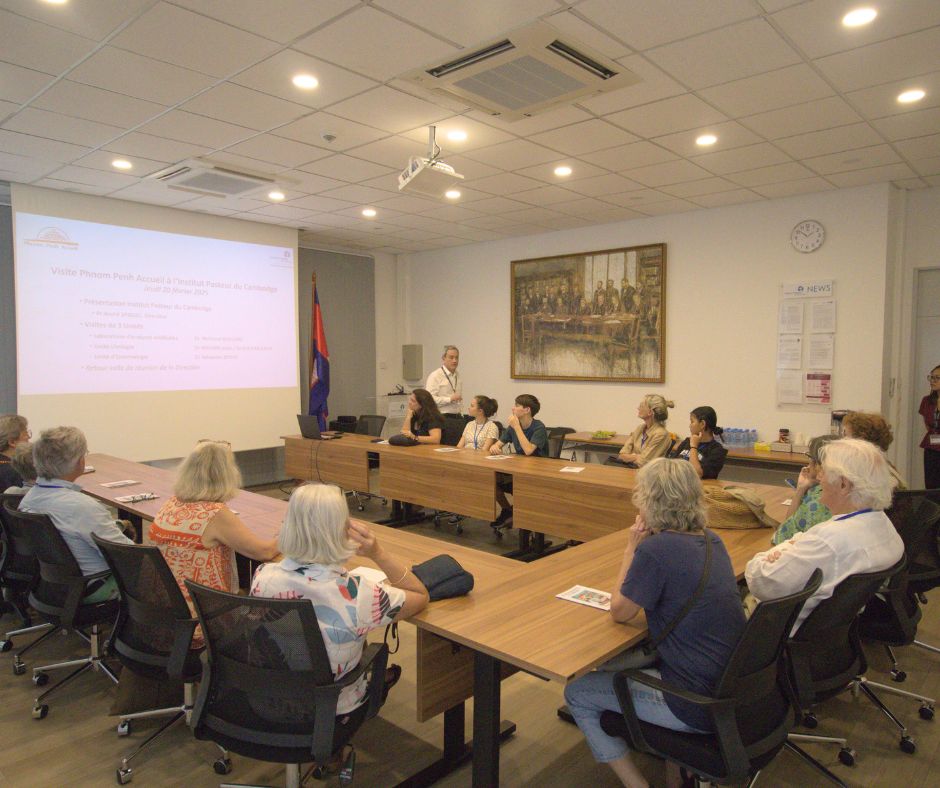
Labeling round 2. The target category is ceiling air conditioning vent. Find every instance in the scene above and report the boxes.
[402,21,640,121]
[149,161,275,198]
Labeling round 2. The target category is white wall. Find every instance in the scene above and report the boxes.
[379,184,894,444]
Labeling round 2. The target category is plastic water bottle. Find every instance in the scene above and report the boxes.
[748,428,757,447]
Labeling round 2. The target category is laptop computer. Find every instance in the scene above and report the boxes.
[297,415,342,440]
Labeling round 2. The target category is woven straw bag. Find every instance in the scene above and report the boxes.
[703,481,775,529]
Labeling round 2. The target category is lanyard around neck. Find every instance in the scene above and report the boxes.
[834,508,873,521]
[473,419,488,448]
[441,366,456,392]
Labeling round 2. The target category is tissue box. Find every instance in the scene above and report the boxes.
[770,442,795,453]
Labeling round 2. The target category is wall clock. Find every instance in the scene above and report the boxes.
[791,219,825,253]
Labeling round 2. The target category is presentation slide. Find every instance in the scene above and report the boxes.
[15,212,296,395]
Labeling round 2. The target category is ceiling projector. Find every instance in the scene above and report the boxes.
[398,126,464,199]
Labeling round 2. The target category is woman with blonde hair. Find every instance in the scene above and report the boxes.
[149,440,278,633]
[613,394,675,468]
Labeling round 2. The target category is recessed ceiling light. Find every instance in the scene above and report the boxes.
[445,189,461,200]
[554,165,572,177]
[446,130,468,142]
[111,159,132,170]
[41,0,69,5]
[268,190,285,201]
[842,8,877,27]
[292,73,319,90]
[696,134,718,146]
[362,208,377,218]
[897,89,926,104]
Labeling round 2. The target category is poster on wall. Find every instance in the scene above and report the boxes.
[510,243,666,382]
[805,372,832,404]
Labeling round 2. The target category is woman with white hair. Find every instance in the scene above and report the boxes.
[746,438,903,632]
[564,459,745,788]
[614,394,674,468]
[251,484,428,717]
[149,440,278,635]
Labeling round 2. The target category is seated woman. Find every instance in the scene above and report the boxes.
[0,414,31,492]
[668,406,728,479]
[564,459,745,788]
[456,395,499,452]
[3,442,38,494]
[149,440,278,640]
[770,434,837,545]
[401,388,444,445]
[611,395,674,468]
[842,411,906,489]
[251,484,428,723]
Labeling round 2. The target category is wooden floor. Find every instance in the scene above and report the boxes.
[3,489,940,787]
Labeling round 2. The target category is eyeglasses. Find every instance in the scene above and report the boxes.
[929,375,940,383]
[198,439,232,447]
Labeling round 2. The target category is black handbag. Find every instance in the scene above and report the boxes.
[388,434,419,446]
[411,554,474,600]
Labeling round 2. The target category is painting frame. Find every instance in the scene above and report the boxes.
[510,243,666,383]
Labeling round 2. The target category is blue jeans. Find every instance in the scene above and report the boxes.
[564,668,705,763]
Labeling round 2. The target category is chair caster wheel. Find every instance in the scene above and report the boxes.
[456,525,463,535]
[838,747,856,766]
[900,736,916,754]
[213,757,232,775]
[32,672,48,686]
[311,763,326,780]
[433,518,441,528]
[919,704,934,720]
[117,720,131,736]
[13,660,26,676]
[357,505,365,512]
[802,712,818,729]
[891,669,907,682]
[0,639,12,652]
[116,767,132,784]
[32,704,48,719]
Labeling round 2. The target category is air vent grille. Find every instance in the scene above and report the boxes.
[454,55,584,111]
[150,161,274,198]
[428,40,516,78]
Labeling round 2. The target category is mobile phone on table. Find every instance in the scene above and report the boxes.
[784,478,797,488]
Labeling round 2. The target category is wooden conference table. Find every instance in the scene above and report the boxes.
[82,452,787,787]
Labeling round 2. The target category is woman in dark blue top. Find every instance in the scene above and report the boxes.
[401,388,444,444]
[668,405,728,479]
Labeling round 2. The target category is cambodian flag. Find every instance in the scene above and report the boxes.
[308,278,330,430]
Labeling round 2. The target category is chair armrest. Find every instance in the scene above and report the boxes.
[63,569,115,623]
[166,618,200,679]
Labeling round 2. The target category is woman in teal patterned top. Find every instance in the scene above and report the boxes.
[771,434,837,545]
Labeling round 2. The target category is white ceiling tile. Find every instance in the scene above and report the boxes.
[603,187,685,207]
[417,204,486,222]
[581,141,677,170]
[0,149,59,178]
[108,181,200,205]
[466,105,593,136]
[200,152,286,176]
[751,177,835,198]
[513,158,609,185]
[659,177,742,197]
[248,204,315,221]
[826,162,917,187]
[0,129,88,162]
[400,116,514,152]
[320,183,397,204]
[892,177,929,189]
[756,0,803,10]
[692,189,762,208]
[275,112,389,151]
[465,172,544,194]
[287,170,348,193]
[372,196,444,216]
[635,198,700,216]
[872,107,940,141]
[530,119,639,155]
[299,155,395,183]
[33,81,166,128]
[803,144,903,175]
[621,159,713,186]
[295,7,459,82]
[3,108,123,148]
[232,50,379,109]
[0,99,18,120]
[0,0,152,39]
[726,161,817,186]
[0,61,56,104]
[652,121,763,158]
[439,154,502,180]
[183,83,312,131]
[75,149,169,177]
[926,174,940,186]
[740,96,863,139]
[111,2,279,78]
[698,64,834,118]
[33,178,114,196]
[529,198,605,219]
[345,135,424,167]
[647,19,801,89]
[140,111,255,149]
[560,173,644,197]
[575,0,756,50]
[585,207,646,223]
[771,0,940,60]
[691,142,790,174]
[180,195,268,212]
[814,27,940,92]
[68,47,216,107]
[356,171,404,194]
[328,86,451,133]
[501,205,568,225]
[895,134,940,161]
[465,138,567,170]
[41,164,138,190]
[172,0,359,44]
[0,8,96,74]
[283,194,358,212]
[462,214,519,229]
[104,132,211,163]
[545,10,631,59]
[605,94,728,138]
[774,123,885,159]
[460,195,531,214]
[373,0,560,46]
[846,71,940,120]
[511,184,583,205]
[224,133,330,168]
[580,56,686,118]
[913,157,940,177]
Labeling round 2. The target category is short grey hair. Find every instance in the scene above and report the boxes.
[10,442,37,482]
[818,438,894,511]
[442,345,459,357]
[0,414,28,452]
[806,433,839,464]
[278,483,354,565]
[174,441,241,503]
[33,426,87,479]
[632,457,706,533]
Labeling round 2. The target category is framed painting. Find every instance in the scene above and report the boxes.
[511,243,666,382]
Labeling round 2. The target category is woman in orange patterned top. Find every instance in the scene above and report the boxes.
[149,440,278,638]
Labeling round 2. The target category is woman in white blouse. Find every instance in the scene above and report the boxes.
[456,395,500,452]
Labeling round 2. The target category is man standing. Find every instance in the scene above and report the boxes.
[425,345,462,414]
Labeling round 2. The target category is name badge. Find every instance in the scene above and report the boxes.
[930,434,940,446]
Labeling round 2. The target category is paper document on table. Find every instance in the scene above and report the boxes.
[100,480,140,488]
[557,585,611,611]
[82,466,95,473]
[486,455,511,460]
[560,466,585,473]
[350,566,388,585]
[434,447,460,452]
[114,493,158,503]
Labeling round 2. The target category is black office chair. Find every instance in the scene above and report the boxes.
[547,426,576,460]
[185,581,390,786]
[92,535,230,785]
[10,507,120,719]
[349,415,388,512]
[599,570,823,787]
[892,489,940,658]
[786,555,911,781]
[1,494,48,636]
[441,414,466,447]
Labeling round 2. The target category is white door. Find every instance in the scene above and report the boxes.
[910,268,940,488]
